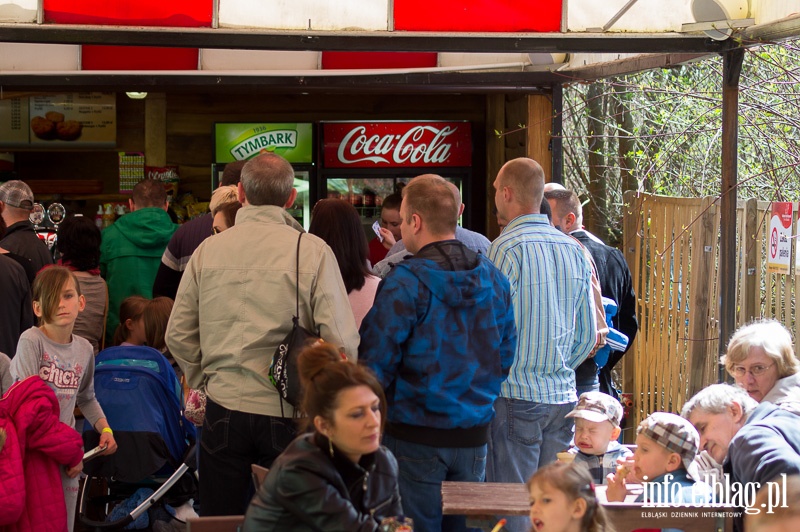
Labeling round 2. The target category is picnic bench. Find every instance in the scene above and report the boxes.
[441,481,737,532]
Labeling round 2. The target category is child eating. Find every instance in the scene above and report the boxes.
[561,391,633,485]
[606,412,711,505]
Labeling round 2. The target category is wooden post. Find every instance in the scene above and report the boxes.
[145,93,167,168]
[526,94,553,180]
[487,94,505,239]
[743,198,759,322]
[718,49,744,381]
[687,197,717,397]
[622,190,640,436]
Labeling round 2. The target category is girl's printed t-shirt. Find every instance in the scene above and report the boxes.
[10,326,105,429]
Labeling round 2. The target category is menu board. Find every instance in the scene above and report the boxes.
[0,98,31,146]
[0,92,116,147]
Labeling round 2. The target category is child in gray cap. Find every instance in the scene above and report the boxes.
[561,391,633,484]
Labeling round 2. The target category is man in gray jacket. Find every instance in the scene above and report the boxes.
[167,152,360,516]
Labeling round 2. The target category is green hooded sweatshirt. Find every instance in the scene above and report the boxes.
[100,207,178,345]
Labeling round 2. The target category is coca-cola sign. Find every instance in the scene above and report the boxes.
[324,121,472,168]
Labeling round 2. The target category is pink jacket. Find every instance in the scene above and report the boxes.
[0,376,84,532]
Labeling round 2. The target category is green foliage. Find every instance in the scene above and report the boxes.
[561,40,800,244]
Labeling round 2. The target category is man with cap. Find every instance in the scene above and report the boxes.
[607,411,712,508]
[0,180,53,273]
[561,391,632,484]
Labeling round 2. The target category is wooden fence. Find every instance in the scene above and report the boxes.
[621,192,800,432]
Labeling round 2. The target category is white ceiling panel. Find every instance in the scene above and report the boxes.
[200,49,320,70]
[0,43,80,70]
[568,0,694,32]
[218,0,389,31]
[0,0,36,22]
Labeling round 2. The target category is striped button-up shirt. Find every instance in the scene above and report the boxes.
[488,214,597,404]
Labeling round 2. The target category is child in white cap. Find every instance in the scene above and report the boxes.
[560,391,633,484]
[606,412,712,506]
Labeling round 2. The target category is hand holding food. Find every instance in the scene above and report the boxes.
[556,451,575,463]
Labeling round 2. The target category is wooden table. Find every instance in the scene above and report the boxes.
[441,481,735,532]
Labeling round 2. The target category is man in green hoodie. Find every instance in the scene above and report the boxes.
[101,179,178,345]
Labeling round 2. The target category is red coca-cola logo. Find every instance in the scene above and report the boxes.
[324,122,472,168]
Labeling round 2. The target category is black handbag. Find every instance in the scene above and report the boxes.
[269,232,321,415]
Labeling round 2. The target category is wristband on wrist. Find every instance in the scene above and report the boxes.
[101,427,113,435]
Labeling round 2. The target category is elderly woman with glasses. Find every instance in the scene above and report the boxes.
[721,319,800,406]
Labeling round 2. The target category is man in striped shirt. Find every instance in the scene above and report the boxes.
[486,157,597,532]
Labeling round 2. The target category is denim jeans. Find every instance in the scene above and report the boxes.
[486,398,576,532]
[199,398,298,516]
[383,433,486,532]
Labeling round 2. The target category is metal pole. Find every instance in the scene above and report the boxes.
[551,83,564,184]
[718,48,744,382]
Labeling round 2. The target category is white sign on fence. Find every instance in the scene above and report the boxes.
[768,202,792,275]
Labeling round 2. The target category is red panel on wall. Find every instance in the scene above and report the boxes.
[322,52,438,70]
[394,0,561,32]
[82,46,199,71]
[44,0,212,27]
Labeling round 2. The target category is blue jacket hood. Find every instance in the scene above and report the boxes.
[394,240,493,308]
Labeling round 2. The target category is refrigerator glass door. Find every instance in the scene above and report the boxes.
[290,170,311,230]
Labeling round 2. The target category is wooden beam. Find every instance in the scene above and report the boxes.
[0,23,733,54]
[527,94,553,180]
[145,93,167,168]
[0,71,562,93]
[486,94,504,239]
[718,48,745,381]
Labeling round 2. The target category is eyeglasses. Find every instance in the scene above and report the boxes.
[730,363,775,377]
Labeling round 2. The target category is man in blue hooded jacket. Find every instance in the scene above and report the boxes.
[359,174,517,532]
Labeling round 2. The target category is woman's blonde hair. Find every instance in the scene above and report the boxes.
[210,185,240,215]
[722,319,799,378]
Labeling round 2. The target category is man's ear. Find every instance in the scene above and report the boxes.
[566,213,577,231]
[412,213,423,235]
[730,401,744,424]
[283,188,298,210]
[237,182,247,205]
[128,198,135,212]
[664,452,682,472]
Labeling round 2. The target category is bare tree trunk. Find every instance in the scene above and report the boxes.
[613,82,638,195]
[586,83,609,240]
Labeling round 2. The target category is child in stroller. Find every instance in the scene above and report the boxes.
[79,345,197,530]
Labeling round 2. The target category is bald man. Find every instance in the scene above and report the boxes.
[373,180,490,278]
[486,158,596,532]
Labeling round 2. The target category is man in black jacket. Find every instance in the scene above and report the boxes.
[0,180,53,273]
[545,187,638,400]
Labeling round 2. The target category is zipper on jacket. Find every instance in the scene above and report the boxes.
[370,494,395,517]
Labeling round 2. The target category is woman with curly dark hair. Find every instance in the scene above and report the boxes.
[56,215,108,354]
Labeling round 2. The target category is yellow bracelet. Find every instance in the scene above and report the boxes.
[101,427,113,435]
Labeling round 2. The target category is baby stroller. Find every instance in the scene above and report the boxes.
[78,345,197,531]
